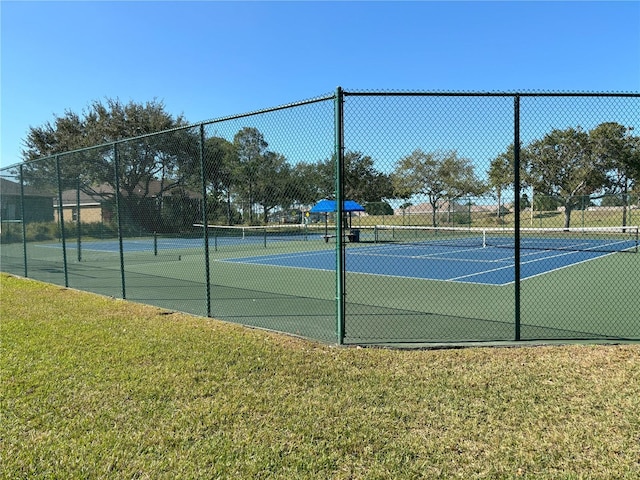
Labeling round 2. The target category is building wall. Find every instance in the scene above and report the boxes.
[53,204,104,223]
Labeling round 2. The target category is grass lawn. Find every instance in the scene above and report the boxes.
[1,273,639,479]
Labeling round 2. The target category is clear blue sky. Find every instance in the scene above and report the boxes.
[1,1,639,170]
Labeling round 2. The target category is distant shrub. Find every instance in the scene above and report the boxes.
[0,223,23,243]
[79,222,118,239]
[25,222,58,242]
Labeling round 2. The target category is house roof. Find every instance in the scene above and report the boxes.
[54,180,202,206]
[56,187,112,206]
[0,178,54,197]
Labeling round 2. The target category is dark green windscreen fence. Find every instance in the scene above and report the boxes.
[1,91,638,345]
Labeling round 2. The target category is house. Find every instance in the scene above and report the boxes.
[0,177,54,223]
[53,180,203,226]
[53,184,114,224]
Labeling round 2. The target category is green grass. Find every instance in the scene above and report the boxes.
[2,273,640,479]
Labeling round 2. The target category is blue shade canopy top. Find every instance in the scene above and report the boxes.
[309,199,365,213]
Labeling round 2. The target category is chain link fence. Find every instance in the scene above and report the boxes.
[2,91,638,345]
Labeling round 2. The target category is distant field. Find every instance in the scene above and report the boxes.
[2,273,639,479]
[357,207,638,229]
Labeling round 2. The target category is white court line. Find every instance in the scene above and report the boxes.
[351,243,549,264]
[448,248,611,283]
[219,249,331,264]
[349,244,511,262]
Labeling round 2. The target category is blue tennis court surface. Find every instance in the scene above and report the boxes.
[37,238,195,253]
[220,243,616,286]
[37,235,289,253]
[37,230,632,286]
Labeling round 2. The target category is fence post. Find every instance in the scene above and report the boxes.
[19,164,28,277]
[113,143,126,299]
[76,178,82,262]
[335,86,345,344]
[199,124,212,318]
[55,155,69,287]
[513,95,521,341]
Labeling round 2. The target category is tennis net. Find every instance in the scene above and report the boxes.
[192,223,321,247]
[369,225,639,253]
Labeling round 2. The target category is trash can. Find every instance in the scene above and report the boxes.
[348,229,360,242]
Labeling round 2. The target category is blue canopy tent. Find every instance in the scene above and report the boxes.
[309,199,365,241]
[309,199,366,214]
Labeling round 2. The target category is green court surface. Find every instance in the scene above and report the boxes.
[1,236,638,345]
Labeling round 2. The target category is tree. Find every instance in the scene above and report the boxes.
[21,98,194,231]
[310,156,335,201]
[488,143,533,218]
[289,162,329,206]
[233,127,269,224]
[343,151,394,203]
[591,122,640,187]
[23,98,189,164]
[590,122,640,226]
[392,149,484,227]
[533,194,562,212]
[525,127,606,229]
[365,202,394,216]
[487,148,513,219]
[200,136,237,224]
[310,151,393,204]
[253,151,292,223]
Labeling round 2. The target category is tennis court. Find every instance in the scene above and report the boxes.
[35,224,327,255]
[218,225,638,286]
[4,223,638,345]
[36,225,638,287]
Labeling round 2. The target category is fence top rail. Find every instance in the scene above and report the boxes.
[341,89,640,98]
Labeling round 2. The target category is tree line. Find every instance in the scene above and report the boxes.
[486,123,639,228]
[18,98,639,231]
